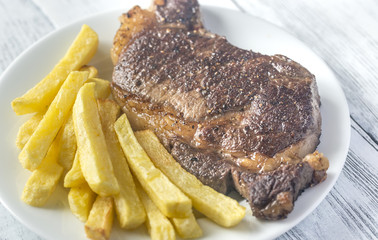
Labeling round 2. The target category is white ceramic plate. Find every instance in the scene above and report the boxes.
[0,4,350,240]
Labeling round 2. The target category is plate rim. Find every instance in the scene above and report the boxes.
[0,5,351,240]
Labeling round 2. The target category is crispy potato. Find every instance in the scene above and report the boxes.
[12,25,98,115]
[57,113,77,172]
[64,151,85,188]
[135,181,175,240]
[80,65,98,78]
[72,83,119,196]
[85,196,114,240]
[98,100,145,229]
[135,130,246,227]
[16,112,44,149]
[19,71,88,171]
[21,131,64,206]
[171,213,202,239]
[114,114,191,218]
[68,182,96,222]
[87,78,111,99]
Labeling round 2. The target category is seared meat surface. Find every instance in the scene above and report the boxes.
[111,0,328,220]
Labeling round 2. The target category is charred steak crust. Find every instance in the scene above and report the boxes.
[232,163,326,220]
[113,26,321,157]
[170,140,233,195]
[111,0,328,220]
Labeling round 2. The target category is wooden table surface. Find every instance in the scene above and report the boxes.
[0,0,377,239]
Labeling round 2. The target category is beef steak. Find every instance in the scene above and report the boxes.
[111,0,329,220]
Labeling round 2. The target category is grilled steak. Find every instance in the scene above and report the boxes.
[111,0,329,220]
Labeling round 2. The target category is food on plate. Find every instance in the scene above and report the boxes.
[72,82,119,196]
[85,196,114,240]
[64,151,85,188]
[87,78,111,99]
[21,128,64,206]
[16,112,44,149]
[57,114,77,172]
[114,114,192,218]
[80,65,98,79]
[19,71,88,171]
[135,130,245,227]
[97,99,146,229]
[170,212,203,239]
[111,0,329,220]
[135,181,175,240]
[68,182,96,222]
[11,25,98,115]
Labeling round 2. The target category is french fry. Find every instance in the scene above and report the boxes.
[135,181,175,240]
[87,78,111,99]
[16,112,44,149]
[98,99,145,229]
[114,114,192,218]
[68,182,96,222]
[72,83,119,196]
[21,130,64,206]
[57,113,77,172]
[11,25,98,115]
[80,65,98,78]
[19,71,88,171]
[171,213,202,239]
[135,130,246,227]
[64,151,85,188]
[85,196,114,240]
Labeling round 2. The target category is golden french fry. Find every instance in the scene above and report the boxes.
[21,130,64,206]
[73,83,119,196]
[57,113,77,172]
[114,114,191,218]
[80,65,98,78]
[87,78,111,99]
[98,99,145,229]
[19,71,88,171]
[85,196,114,240]
[135,181,175,240]
[171,213,202,239]
[12,25,98,115]
[16,112,44,149]
[135,130,246,227]
[64,151,85,188]
[68,182,96,222]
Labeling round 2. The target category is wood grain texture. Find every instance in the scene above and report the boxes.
[0,0,377,239]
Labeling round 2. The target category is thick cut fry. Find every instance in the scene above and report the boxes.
[98,100,145,229]
[11,25,98,115]
[135,130,246,227]
[85,196,114,240]
[64,151,85,188]
[21,131,64,206]
[87,78,111,99]
[135,181,175,240]
[16,112,44,149]
[114,114,191,218]
[19,71,88,171]
[68,182,96,222]
[73,83,119,196]
[80,65,98,78]
[171,213,202,239]
[57,113,77,172]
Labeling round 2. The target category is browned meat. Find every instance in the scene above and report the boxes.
[111,0,329,220]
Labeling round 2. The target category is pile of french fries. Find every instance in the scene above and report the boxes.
[12,24,246,240]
